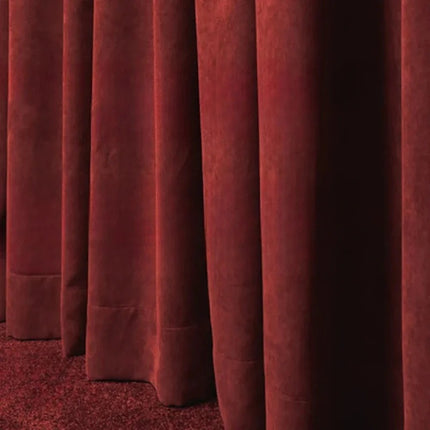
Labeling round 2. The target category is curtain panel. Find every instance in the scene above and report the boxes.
[0,1,429,429]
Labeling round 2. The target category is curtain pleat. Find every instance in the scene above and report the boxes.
[0,0,7,322]
[61,0,93,356]
[6,0,62,339]
[152,0,214,405]
[402,0,430,428]
[1,0,429,429]
[195,1,265,429]
[86,0,158,383]
[256,2,320,428]
[84,0,214,405]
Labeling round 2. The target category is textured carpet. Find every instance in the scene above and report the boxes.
[0,323,223,430]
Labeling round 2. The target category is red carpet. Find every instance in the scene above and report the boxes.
[0,324,223,429]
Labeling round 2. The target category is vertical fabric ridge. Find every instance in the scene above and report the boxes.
[195,1,265,428]
[61,0,94,356]
[401,0,430,428]
[152,0,161,408]
[6,0,63,339]
[0,0,8,322]
[86,0,157,384]
[152,0,214,405]
[256,1,320,428]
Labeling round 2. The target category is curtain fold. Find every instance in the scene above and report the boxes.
[1,0,429,429]
[62,0,92,356]
[256,2,320,428]
[6,0,62,339]
[402,1,430,428]
[0,0,6,323]
[195,1,265,428]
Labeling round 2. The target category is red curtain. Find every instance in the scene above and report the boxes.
[1,1,429,429]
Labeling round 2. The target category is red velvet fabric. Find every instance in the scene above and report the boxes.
[1,1,429,429]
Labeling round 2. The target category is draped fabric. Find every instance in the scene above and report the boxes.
[1,1,429,429]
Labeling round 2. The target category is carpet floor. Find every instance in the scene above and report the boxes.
[0,323,223,430]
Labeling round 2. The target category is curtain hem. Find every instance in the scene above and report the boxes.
[6,272,61,339]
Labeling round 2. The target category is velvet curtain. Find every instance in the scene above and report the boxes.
[1,1,429,429]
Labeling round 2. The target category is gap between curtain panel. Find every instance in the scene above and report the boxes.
[0,1,429,430]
